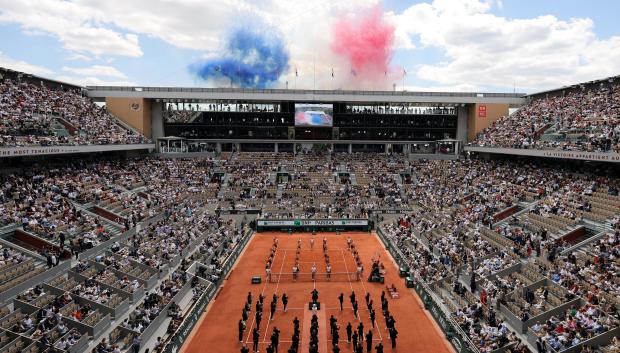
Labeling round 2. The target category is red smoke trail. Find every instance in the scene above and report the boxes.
[330,6,397,83]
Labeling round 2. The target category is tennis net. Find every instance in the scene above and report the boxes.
[267,272,360,283]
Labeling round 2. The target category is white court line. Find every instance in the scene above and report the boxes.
[357,255,383,341]
[339,249,355,292]
[340,246,384,341]
[262,249,288,343]
[270,248,348,251]
[244,249,283,344]
[258,339,382,344]
[286,260,347,263]
[339,247,362,331]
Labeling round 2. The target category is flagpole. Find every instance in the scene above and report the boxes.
[313,60,316,91]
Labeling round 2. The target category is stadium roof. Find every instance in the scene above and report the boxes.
[86,86,526,105]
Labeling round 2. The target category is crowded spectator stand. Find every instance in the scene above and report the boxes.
[0,149,617,353]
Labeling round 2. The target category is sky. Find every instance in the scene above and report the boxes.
[0,0,619,93]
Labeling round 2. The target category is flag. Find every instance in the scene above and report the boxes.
[350,68,357,77]
[331,68,334,77]
[295,67,298,77]
[403,69,407,76]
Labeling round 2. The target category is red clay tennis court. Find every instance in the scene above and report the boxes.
[181,232,454,353]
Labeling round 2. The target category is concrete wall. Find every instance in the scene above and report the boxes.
[467,103,509,141]
[105,97,152,138]
[151,101,165,140]
[456,105,468,143]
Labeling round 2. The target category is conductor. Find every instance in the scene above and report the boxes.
[311,289,319,305]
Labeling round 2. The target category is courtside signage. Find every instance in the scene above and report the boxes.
[465,146,620,163]
[257,219,368,226]
[258,220,295,226]
[0,144,155,158]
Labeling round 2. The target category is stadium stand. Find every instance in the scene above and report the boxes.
[471,82,620,152]
[0,77,148,146]
[0,152,617,350]
[1,66,620,353]
[378,157,619,353]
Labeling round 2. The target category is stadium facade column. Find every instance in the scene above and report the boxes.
[151,101,165,140]
[275,143,279,153]
[456,105,468,144]
[348,144,352,153]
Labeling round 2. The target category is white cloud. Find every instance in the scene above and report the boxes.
[55,75,137,87]
[77,0,267,52]
[404,82,481,92]
[0,0,142,58]
[62,65,127,79]
[0,52,54,76]
[2,0,384,89]
[65,53,93,61]
[394,0,620,91]
[81,0,382,89]
[0,52,133,86]
[58,65,134,86]
[2,0,618,91]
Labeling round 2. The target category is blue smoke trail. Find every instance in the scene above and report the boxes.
[190,26,290,89]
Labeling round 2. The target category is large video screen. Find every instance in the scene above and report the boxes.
[294,103,333,127]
